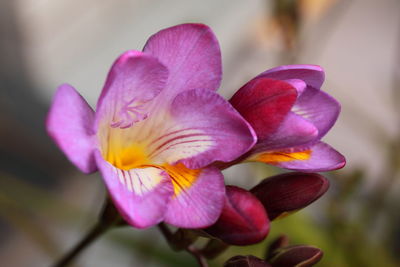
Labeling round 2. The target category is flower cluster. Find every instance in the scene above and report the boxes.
[204,172,329,246]
[47,23,345,258]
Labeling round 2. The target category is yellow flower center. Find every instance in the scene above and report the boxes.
[106,143,151,170]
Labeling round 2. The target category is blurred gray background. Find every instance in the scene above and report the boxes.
[1,0,400,266]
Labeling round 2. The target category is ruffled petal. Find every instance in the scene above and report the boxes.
[94,151,174,228]
[95,50,168,129]
[254,112,318,152]
[148,89,256,169]
[46,84,96,173]
[163,166,225,228]
[143,23,222,98]
[293,87,340,140]
[229,78,297,141]
[257,65,325,90]
[252,142,346,172]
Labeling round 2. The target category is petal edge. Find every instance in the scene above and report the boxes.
[46,84,96,173]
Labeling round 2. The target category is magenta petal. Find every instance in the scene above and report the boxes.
[255,112,318,152]
[293,87,340,140]
[46,84,96,173]
[143,23,222,97]
[273,142,346,172]
[94,151,174,228]
[168,89,256,169]
[284,79,307,96]
[95,50,168,128]
[257,65,325,90]
[230,78,297,141]
[164,167,225,228]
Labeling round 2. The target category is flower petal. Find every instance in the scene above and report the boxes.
[94,151,174,228]
[148,89,256,169]
[284,79,307,96]
[292,87,340,140]
[229,78,297,141]
[253,142,346,172]
[257,65,325,90]
[95,50,168,129]
[143,23,222,97]
[254,112,318,152]
[46,84,96,173]
[163,166,225,228]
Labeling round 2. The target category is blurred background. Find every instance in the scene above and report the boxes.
[1,0,400,266]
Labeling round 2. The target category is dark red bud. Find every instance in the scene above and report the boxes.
[224,255,272,267]
[205,186,270,245]
[269,245,323,267]
[250,172,329,220]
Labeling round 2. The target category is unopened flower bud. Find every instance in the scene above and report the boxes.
[251,172,329,220]
[269,245,323,267]
[266,235,290,260]
[224,255,271,267]
[205,186,270,245]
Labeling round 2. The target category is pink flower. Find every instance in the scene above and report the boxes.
[46,24,256,229]
[229,66,346,172]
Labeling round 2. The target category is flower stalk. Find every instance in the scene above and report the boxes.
[158,223,208,267]
[51,198,122,267]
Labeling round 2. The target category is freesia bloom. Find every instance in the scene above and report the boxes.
[229,65,345,172]
[46,24,256,228]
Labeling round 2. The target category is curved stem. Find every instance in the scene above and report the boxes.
[51,198,121,267]
[51,221,111,267]
[186,245,209,267]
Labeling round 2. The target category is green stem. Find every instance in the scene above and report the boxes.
[51,198,121,267]
[51,221,111,267]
